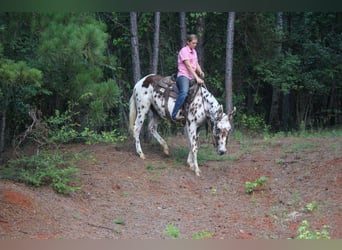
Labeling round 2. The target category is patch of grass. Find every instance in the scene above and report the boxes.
[274,158,283,164]
[210,188,217,195]
[295,220,330,239]
[192,230,213,239]
[164,223,180,239]
[172,144,232,165]
[303,202,318,212]
[113,218,126,225]
[121,192,129,197]
[328,142,341,153]
[245,176,268,194]
[0,151,81,194]
[146,162,167,172]
[284,142,317,153]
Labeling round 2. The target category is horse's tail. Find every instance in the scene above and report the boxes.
[129,90,136,134]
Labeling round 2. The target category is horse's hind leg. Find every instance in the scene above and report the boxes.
[148,113,169,156]
[133,103,152,160]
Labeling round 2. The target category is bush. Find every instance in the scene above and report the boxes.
[0,151,80,194]
[236,113,270,136]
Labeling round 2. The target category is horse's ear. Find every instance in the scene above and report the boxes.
[217,105,224,118]
[229,106,236,121]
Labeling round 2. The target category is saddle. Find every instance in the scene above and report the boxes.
[153,75,200,120]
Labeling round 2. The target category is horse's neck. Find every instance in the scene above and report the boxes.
[201,87,221,122]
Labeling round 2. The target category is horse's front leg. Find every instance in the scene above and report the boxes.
[187,126,201,176]
[148,113,169,156]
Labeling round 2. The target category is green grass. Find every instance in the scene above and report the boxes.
[146,162,167,172]
[113,218,126,225]
[0,150,81,194]
[284,142,317,153]
[164,223,180,239]
[171,143,235,165]
[295,220,330,239]
[192,230,213,239]
[245,176,268,194]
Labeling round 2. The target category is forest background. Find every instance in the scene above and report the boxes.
[0,12,341,160]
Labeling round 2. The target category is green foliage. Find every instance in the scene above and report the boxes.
[295,220,330,239]
[46,108,80,143]
[46,104,126,144]
[164,223,180,239]
[245,176,268,194]
[172,143,231,165]
[0,58,46,138]
[304,202,318,212]
[192,230,213,239]
[146,162,167,172]
[236,113,270,135]
[79,79,122,131]
[113,218,126,225]
[254,52,301,94]
[0,151,80,194]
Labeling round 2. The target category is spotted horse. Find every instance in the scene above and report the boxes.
[129,74,236,176]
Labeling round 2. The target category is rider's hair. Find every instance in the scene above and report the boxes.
[186,34,198,42]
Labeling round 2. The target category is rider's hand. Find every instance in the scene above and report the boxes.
[196,77,204,84]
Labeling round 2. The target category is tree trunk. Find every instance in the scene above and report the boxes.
[130,12,141,84]
[281,13,290,131]
[146,12,161,142]
[225,12,235,115]
[151,12,160,74]
[180,12,187,47]
[196,14,205,69]
[269,12,283,131]
[0,110,6,162]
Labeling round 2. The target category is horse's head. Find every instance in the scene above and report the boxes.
[213,106,236,155]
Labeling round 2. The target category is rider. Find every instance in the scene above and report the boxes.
[171,34,205,121]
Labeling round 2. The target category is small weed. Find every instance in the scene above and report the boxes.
[164,223,180,239]
[222,184,229,192]
[121,192,129,197]
[192,230,213,239]
[295,220,330,239]
[210,188,217,195]
[113,218,126,225]
[245,176,268,194]
[73,214,81,220]
[146,162,167,172]
[275,158,283,164]
[303,202,318,212]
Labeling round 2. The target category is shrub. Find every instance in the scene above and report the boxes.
[0,151,80,194]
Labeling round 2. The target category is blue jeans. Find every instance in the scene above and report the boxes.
[172,76,190,119]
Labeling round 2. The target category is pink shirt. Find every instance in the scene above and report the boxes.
[177,45,198,80]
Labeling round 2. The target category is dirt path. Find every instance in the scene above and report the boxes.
[0,135,341,239]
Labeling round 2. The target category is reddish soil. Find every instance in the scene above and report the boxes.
[0,134,341,239]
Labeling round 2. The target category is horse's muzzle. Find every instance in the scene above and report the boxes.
[217,149,226,155]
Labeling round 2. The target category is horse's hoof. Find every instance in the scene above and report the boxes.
[195,171,201,177]
[140,154,146,160]
[163,148,169,155]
